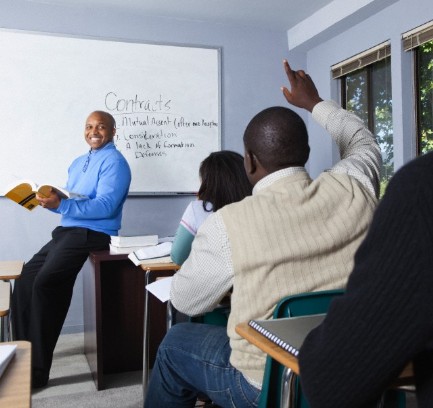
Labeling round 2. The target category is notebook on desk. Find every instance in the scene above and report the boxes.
[248,314,325,357]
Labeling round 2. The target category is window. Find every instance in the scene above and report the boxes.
[403,22,433,156]
[416,41,433,155]
[332,42,393,196]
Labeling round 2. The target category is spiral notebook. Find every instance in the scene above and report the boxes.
[248,314,325,357]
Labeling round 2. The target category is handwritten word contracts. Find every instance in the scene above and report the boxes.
[110,95,218,169]
[105,92,172,114]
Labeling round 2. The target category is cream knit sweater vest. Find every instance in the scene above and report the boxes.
[220,170,377,386]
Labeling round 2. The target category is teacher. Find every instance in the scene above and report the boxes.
[12,110,131,388]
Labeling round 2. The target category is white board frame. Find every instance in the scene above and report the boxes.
[0,28,221,195]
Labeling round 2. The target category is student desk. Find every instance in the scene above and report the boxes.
[236,322,300,374]
[0,261,23,280]
[83,251,174,390]
[0,260,23,341]
[236,322,414,407]
[0,341,31,408]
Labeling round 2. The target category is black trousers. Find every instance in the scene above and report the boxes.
[12,226,110,378]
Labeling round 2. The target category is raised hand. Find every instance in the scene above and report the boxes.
[281,59,323,112]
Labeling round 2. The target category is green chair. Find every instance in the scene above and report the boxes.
[190,307,230,326]
[258,289,344,408]
[258,289,406,408]
[190,294,231,327]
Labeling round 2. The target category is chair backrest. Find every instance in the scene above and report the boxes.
[259,289,407,408]
[258,289,344,408]
[190,294,231,326]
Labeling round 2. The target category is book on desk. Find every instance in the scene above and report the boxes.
[248,314,325,357]
[128,242,173,266]
[110,234,158,248]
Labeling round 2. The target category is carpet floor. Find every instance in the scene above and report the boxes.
[31,333,142,408]
[29,332,418,408]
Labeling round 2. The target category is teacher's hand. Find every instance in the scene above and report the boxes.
[36,190,61,210]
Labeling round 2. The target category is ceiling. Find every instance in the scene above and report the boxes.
[26,0,336,31]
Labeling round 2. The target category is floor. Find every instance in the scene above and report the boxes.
[31,332,142,407]
[30,332,418,407]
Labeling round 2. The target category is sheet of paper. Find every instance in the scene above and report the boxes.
[0,344,17,378]
[145,276,173,303]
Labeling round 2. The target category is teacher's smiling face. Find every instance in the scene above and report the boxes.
[84,111,116,150]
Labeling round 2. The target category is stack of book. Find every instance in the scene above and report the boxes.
[128,241,173,266]
[109,235,159,254]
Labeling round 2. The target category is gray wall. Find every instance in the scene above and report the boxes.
[2,0,432,333]
[293,0,432,177]
[0,0,294,333]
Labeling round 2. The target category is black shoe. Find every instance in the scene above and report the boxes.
[32,369,49,389]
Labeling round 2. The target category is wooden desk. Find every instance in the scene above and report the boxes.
[0,341,31,408]
[83,251,174,390]
[0,261,23,341]
[236,322,300,374]
[236,322,415,386]
[0,261,23,280]
[0,281,11,318]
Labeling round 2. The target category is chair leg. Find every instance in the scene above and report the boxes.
[8,282,14,341]
[167,300,174,330]
[0,314,10,342]
[0,316,5,342]
[280,367,296,408]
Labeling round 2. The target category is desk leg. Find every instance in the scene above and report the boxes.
[142,269,177,401]
[83,258,104,390]
[7,280,13,341]
[142,272,151,399]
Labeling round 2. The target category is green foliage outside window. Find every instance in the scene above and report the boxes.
[344,57,393,197]
[418,41,433,155]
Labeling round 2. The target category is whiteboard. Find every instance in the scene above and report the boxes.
[0,29,221,194]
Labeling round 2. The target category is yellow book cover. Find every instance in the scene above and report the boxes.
[4,180,72,211]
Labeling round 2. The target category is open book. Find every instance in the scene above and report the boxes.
[3,180,84,211]
[128,242,173,266]
[248,314,325,357]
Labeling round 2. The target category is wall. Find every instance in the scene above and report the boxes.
[291,0,432,178]
[0,1,294,332]
[7,0,429,333]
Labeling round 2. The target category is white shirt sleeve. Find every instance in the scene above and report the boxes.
[170,211,234,316]
[312,100,382,198]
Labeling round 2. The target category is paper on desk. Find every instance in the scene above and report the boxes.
[0,344,17,378]
[145,276,173,303]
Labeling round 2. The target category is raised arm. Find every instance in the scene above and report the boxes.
[282,59,381,198]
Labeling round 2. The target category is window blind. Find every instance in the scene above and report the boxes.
[331,41,391,79]
[403,20,433,51]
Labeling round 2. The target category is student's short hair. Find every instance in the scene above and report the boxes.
[243,106,310,171]
[198,150,252,212]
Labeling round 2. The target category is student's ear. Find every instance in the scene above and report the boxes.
[244,150,257,175]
